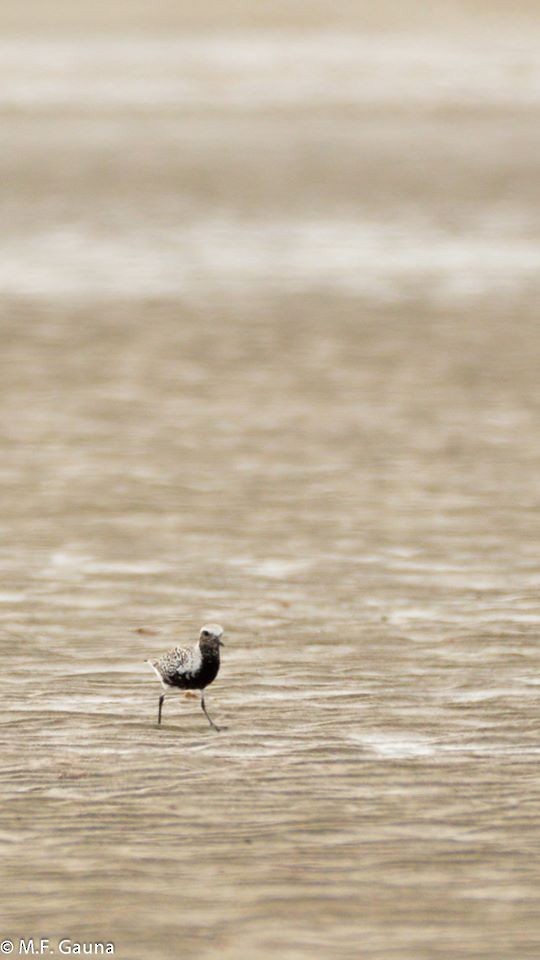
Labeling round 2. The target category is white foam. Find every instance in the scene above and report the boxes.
[2,218,538,301]
[1,33,540,108]
[349,732,436,759]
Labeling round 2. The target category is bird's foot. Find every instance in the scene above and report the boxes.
[209,720,228,732]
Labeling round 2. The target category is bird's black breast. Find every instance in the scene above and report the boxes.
[170,651,220,691]
[203,655,220,687]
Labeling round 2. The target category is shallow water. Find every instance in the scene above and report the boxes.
[1,6,540,960]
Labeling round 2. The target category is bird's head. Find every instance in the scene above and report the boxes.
[199,623,225,651]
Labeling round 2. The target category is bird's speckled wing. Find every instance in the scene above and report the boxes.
[150,644,201,687]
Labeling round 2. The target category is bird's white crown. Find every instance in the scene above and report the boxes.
[200,623,224,639]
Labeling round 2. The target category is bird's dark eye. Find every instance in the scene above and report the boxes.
[202,630,209,638]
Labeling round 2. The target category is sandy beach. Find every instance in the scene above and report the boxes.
[1,3,540,958]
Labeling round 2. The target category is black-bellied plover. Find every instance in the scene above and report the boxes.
[145,624,224,731]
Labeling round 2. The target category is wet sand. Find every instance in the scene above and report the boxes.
[1,4,540,959]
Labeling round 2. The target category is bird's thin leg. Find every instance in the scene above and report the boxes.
[158,694,165,726]
[201,694,220,732]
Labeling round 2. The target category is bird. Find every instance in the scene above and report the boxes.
[145,624,224,731]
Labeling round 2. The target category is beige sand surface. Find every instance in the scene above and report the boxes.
[1,4,539,959]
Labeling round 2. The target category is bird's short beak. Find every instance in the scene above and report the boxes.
[219,639,225,646]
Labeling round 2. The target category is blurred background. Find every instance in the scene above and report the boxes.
[1,2,540,959]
